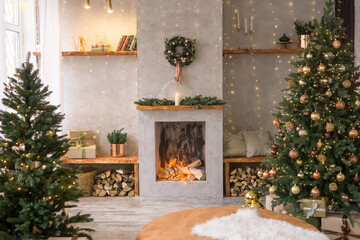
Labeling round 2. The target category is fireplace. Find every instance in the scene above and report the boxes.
[155,121,206,182]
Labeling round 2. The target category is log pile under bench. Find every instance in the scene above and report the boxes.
[229,166,264,197]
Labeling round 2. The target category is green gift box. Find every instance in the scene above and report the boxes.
[303,197,328,218]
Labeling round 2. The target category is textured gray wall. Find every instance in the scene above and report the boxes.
[61,0,138,155]
[223,0,327,135]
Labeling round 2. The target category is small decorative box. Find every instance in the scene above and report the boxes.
[302,197,328,218]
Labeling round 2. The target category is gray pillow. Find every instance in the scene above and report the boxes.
[223,131,247,157]
[243,130,271,157]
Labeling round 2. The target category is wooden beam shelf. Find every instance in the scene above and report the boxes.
[223,49,303,55]
[33,51,137,57]
[136,105,224,110]
[61,154,138,164]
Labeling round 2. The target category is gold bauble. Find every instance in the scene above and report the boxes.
[310,187,321,198]
[324,52,330,60]
[342,80,351,88]
[298,129,308,137]
[257,169,264,178]
[299,80,307,85]
[339,65,346,72]
[291,185,300,194]
[336,172,345,182]
[297,171,305,179]
[311,112,320,121]
[269,186,277,194]
[325,90,333,98]
[333,40,341,49]
[318,63,326,72]
[296,159,304,166]
[341,193,349,201]
[289,149,299,159]
[348,155,358,165]
[303,65,311,74]
[326,122,335,132]
[317,141,322,149]
[317,154,327,164]
[288,79,296,87]
[244,190,260,203]
[306,53,313,59]
[329,182,338,191]
[285,121,294,131]
[336,100,345,110]
[300,94,309,104]
[349,129,359,139]
[297,66,304,74]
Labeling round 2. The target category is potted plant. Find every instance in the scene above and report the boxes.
[294,19,314,48]
[107,128,127,157]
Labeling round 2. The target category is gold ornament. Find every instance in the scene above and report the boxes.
[317,141,322,149]
[325,90,332,98]
[285,121,294,131]
[341,193,349,201]
[297,66,304,74]
[299,80,307,85]
[324,52,330,60]
[288,79,296,87]
[296,159,304,166]
[241,190,264,208]
[298,129,308,137]
[333,40,341,49]
[269,186,277,194]
[306,53,313,59]
[291,185,300,194]
[300,94,309,104]
[336,100,345,110]
[257,169,264,178]
[289,149,299,159]
[317,154,327,164]
[311,112,320,121]
[318,63,326,72]
[310,187,321,198]
[355,100,360,107]
[342,80,351,88]
[348,155,358,165]
[336,172,345,182]
[320,78,329,84]
[329,182,338,191]
[326,122,335,132]
[303,65,311,74]
[339,65,346,72]
[297,171,305,179]
[349,129,359,139]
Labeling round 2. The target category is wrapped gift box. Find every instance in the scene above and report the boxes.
[303,197,328,218]
[68,129,94,146]
[67,145,96,159]
[266,194,293,213]
[322,213,360,240]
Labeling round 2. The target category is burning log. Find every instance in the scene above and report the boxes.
[159,159,205,181]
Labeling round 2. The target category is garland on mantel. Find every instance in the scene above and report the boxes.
[134,95,225,107]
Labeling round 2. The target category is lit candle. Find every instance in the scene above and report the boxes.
[236,11,240,31]
[244,17,248,34]
[175,93,180,106]
[250,17,254,32]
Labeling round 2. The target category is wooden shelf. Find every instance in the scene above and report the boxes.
[61,154,138,164]
[136,105,224,110]
[224,156,266,163]
[33,51,137,57]
[223,49,303,55]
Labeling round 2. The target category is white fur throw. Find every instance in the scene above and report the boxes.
[191,208,328,240]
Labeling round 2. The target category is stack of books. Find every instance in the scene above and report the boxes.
[117,35,137,51]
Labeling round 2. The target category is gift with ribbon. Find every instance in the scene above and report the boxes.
[68,129,94,146]
[67,129,96,159]
[303,197,328,218]
[322,214,360,240]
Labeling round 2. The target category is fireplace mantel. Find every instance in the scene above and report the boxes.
[136,105,223,110]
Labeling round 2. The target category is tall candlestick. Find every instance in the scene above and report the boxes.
[250,17,254,33]
[236,11,240,32]
[244,17,248,34]
[175,93,180,106]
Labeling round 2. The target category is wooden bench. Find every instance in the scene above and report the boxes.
[224,156,266,197]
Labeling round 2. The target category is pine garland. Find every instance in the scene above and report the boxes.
[134,95,225,106]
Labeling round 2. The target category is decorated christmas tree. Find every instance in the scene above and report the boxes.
[260,1,360,221]
[0,56,93,239]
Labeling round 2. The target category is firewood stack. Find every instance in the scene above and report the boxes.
[229,166,264,197]
[92,169,135,197]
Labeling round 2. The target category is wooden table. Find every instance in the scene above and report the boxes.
[61,155,139,196]
[136,206,318,240]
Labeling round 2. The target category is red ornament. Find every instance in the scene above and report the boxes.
[311,150,317,156]
[270,149,277,155]
[354,174,360,183]
[273,119,280,126]
[269,169,277,176]
[313,171,321,179]
[263,171,270,178]
[297,66,304,74]
[278,129,282,133]
[289,149,299,159]
[279,133,285,138]
[349,77,356,83]
[272,144,278,149]
[313,83,320,88]
[341,34,348,40]
[304,112,310,116]
[324,132,331,139]
[293,108,298,112]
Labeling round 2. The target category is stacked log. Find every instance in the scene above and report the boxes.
[92,169,135,197]
[230,166,264,197]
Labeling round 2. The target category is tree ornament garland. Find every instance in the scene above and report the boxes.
[164,36,196,85]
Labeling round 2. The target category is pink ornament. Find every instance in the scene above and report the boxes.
[263,171,270,178]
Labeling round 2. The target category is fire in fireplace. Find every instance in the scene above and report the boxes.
[155,121,206,181]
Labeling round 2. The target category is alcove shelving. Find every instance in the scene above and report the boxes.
[223,48,303,55]
[33,51,137,57]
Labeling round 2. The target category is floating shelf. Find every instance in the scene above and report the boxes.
[136,105,224,110]
[33,51,137,57]
[223,49,303,55]
[223,156,266,163]
[61,154,139,164]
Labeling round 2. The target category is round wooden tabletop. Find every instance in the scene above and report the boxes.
[136,206,318,240]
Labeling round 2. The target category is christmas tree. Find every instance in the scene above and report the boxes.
[0,55,93,239]
[260,1,360,221]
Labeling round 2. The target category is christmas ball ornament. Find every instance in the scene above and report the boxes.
[273,119,280,126]
[285,121,294,131]
[288,79,296,87]
[300,94,309,104]
[341,193,349,201]
[299,80,306,85]
[311,112,321,121]
[356,100,360,107]
[341,34,348,40]
[303,65,311,74]
[320,78,329,84]
[329,182,338,191]
[336,172,345,182]
[269,169,277,177]
[298,129,308,137]
[333,40,341,49]
[325,90,332,98]
[296,159,304,166]
[348,155,358,165]
[342,80,351,88]
[311,150,317,156]
[270,149,277,155]
[313,83,320,88]
[279,133,285,138]
[324,132,331,139]
[324,52,330,60]
[278,129,283,133]
[289,149,299,159]
[318,63,326,72]
[313,171,321,179]
[336,100,345,110]
[291,185,300,194]
[304,111,310,117]
[272,144,278,149]
[317,141,322,149]
[349,129,359,139]
[326,122,335,132]
[310,187,321,198]
[269,186,277,194]
[354,174,360,183]
[297,66,304,74]
[349,77,356,83]
[317,154,327,164]
[257,169,264,178]
[297,171,305,179]
[306,53,313,59]
[339,65,346,72]
[263,171,270,178]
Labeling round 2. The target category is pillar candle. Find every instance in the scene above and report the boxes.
[175,93,180,106]
[236,12,240,31]
[244,17,248,34]
[250,17,254,32]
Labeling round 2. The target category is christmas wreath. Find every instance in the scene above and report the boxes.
[164,36,196,84]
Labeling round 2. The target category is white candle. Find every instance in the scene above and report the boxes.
[250,17,254,32]
[244,17,248,34]
[175,93,180,106]
[236,12,240,31]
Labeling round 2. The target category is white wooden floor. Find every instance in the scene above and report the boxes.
[68,197,242,240]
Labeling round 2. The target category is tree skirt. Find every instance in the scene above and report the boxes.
[191,208,328,240]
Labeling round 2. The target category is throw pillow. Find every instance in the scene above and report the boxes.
[243,130,271,157]
[223,131,247,157]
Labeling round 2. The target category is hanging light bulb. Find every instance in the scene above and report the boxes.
[84,0,91,9]
[107,0,113,13]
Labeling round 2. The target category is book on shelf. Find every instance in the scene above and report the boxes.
[116,35,137,51]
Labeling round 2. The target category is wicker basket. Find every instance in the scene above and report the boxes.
[76,167,98,197]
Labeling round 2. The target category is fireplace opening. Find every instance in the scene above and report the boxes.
[155,121,206,181]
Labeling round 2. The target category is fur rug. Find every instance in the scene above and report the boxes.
[191,209,328,240]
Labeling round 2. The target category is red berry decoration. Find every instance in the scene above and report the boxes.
[311,150,317,156]
[269,169,277,176]
[263,171,270,178]
[273,119,280,126]
[313,171,321,179]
